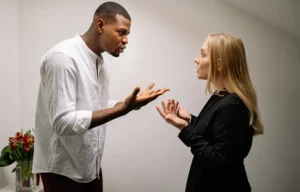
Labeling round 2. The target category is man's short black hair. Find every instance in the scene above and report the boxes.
[94,1,131,22]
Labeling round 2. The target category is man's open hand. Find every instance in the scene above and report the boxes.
[123,82,170,112]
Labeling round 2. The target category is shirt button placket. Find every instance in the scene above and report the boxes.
[95,58,100,179]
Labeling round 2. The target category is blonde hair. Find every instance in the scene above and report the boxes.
[206,33,263,135]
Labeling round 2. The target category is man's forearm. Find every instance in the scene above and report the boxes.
[114,102,123,106]
[89,103,128,129]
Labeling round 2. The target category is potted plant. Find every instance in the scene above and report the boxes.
[0,129,39,192]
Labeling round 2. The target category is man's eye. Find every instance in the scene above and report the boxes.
[119,31,125,35]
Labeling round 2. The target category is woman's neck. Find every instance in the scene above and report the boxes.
[213,77,226,91]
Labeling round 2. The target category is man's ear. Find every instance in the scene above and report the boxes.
[96,18,105,34]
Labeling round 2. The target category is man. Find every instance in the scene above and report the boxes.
[32,2,169,192]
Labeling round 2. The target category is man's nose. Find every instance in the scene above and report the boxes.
[122,36,128,44]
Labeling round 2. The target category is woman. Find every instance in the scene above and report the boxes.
[156,33,263,192]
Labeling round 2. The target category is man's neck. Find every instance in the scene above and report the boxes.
[81,31,103,55]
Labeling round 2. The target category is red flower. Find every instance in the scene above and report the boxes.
[29,135,34,143]
[26,138,31,144]
[15,132,23,141]
[9,137,16,144]
[23,143,30,152]
[19,138,24,145]
[23,136,30,145]
[10,143,16,150]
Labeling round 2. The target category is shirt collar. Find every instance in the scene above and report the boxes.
[75,33,103,63]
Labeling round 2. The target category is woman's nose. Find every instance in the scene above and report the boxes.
[194,58,199,64]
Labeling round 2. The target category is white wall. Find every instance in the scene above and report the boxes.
[0,0,20,188]
[1,0,298,191]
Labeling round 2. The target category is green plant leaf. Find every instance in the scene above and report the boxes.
[16,148,23,160]
[1,146,10,156]
[25,130,31,135]
[9,152,16,161]
[0,152,15,167]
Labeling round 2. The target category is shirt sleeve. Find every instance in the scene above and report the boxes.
[42,52,92,136]
[178,104,250,164]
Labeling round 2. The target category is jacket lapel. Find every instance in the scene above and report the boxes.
[193,92,228,126]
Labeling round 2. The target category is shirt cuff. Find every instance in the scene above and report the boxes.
[72,111,92,135]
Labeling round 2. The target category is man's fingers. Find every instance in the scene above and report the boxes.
[159,88,170,94]
[140,88,169,97]
[135,90,167,107]
[147,82,155,90]
[154,88,170,94]
[133,87,141,96]
[154,89,161,93]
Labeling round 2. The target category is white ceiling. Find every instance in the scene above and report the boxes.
[225,0,300,42]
